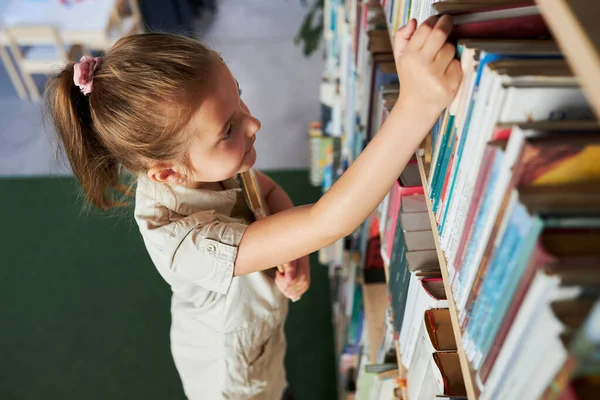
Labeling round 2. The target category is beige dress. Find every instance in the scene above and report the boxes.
[134,175,288,399]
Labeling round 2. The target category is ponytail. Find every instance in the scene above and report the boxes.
[45,64,125,210]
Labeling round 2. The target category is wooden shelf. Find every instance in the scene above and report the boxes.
[361,282,389,362]
[536,0,600,118]
[416,155,479,400]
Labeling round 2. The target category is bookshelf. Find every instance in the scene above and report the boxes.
[319,1,600,399]
[536,0,600,118]
[416,155,479,400]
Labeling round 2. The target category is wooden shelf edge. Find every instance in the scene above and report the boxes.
[536,0,600,118]
[416,155,479,400]
[361,281,389,362]
[395,339,409,400]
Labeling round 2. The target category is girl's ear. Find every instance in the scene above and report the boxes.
[147,163,181,184]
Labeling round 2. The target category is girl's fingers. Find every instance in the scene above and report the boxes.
[434,42,457,72]
[406,15,439,52]
[394,18,417,57]
[421,15,454,61]
[283,261,297,280]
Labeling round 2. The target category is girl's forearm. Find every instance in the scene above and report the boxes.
[310,99,435,238]
[235,103,436,276]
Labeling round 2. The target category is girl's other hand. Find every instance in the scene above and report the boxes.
[274,258,310,301]
[394,15,462,127]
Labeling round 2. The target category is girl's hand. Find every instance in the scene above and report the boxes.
[274,257,310,301]
[394,15,462,126]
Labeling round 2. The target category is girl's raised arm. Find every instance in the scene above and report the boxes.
[234,16,462,276]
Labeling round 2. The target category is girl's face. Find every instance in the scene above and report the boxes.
[181,62,261,185]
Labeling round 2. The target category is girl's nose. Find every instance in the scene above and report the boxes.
[247,115,261,137]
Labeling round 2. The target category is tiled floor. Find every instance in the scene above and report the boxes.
[0,0,323,176]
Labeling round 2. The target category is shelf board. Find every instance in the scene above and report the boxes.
[416,155,480,400]
[394,339,409,400]
[361,282,389,362]
[536,0,600,118]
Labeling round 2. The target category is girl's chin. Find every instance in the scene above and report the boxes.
[241,147,257,169]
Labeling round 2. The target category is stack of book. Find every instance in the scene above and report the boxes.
[319,0,600,399]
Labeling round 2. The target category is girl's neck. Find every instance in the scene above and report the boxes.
[185,180,226,191]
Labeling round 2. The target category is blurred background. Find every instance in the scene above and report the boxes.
[0,0,336,399]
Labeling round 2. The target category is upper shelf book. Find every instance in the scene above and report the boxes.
[535,0,600,118]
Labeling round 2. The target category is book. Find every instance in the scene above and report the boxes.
[453,123,599,317]
[400,274,449,369]
[399,194,430,231]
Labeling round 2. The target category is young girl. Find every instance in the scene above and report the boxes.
[46,15,460,400]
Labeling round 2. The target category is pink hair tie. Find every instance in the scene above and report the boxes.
[73,56,103,96]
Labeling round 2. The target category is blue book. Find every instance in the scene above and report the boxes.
[474,212,543,368]
[429,114,452,200]
[462,196,521,358]
[453,148,505,310]
[404,0,411,26]
[466,201,537,363]
[432,125,456,214]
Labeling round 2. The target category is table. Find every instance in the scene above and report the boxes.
[2,0,118,48]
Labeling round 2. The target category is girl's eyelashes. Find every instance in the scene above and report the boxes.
[222,123,233,141]
[238,87,243,97]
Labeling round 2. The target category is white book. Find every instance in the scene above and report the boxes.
[440,64,504,259]
[442,67,505,254]
[401,274,449,368]
[407,321,437,400]
[400,273,421,364]
[410,0,424,24]
[418,0,437,24]
[416,357,445,400]
[481,271,581,400]
[519,327,569,400]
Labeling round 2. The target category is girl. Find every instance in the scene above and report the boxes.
[46,15,461,400]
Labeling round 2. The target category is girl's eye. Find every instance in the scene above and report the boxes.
[222,124,233,141]
[238,87,243,97]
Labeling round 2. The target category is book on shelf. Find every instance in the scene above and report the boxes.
[322,1,600,399]
[407,309,466,400]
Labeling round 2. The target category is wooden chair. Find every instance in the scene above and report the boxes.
[0,29,27,100]
[104,0,144,48]
[5,25,85,101]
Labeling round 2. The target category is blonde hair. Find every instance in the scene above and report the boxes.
[45,33,219,210]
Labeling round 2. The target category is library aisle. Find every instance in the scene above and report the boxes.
[313,1,600,399]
